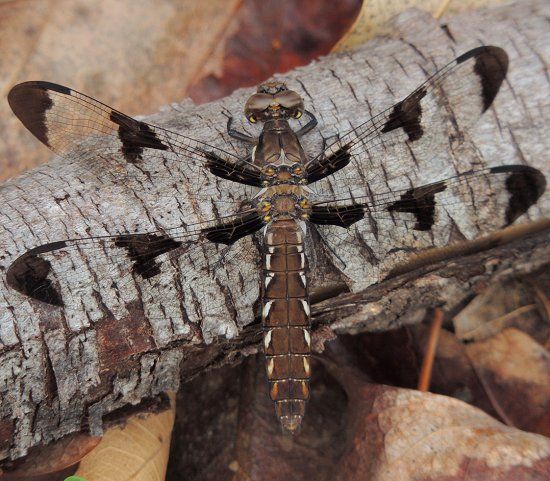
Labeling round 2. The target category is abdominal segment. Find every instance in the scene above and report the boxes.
[262,219,311,434]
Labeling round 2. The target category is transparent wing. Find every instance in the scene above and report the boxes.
[8,81,263,203]
[3,209,266,340]
[305,46,509,195]
[308,165,546,289]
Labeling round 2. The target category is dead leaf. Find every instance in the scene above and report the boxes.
[73,392,176,481]
[319,341,550,481]
[454,272,550,343]
[186,0,361,103]
[334,0,507,50]
[0,467,78,481]
[466,328,550,436]
[335,384,550,481]
[168,356,347,481]
[0,432,100,479]
[338,326,498,411]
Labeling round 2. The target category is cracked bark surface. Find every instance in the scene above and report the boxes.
[0,0,549,463]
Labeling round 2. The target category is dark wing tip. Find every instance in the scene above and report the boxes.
[6,251,64,306]
[456,46,509,112]
[490,165,547,225]
[9,80,72,95]
[8,81,71,147]
[455,46,505,64]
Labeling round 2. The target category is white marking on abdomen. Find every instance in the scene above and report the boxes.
[300,299,310,316]
[265,273,275,289]
[262,301,273,319]
[264,329,273,350]
[303,357,310,375]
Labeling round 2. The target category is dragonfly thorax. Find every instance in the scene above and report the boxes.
[255,185,311,222]
[261,161,306,186]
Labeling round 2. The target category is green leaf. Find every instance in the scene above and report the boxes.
[64,476,87,481]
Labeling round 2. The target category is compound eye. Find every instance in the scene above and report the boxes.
[294,110,302,119]
[292,164,303,176]
[248,114,257,123]
[264,165,276,177]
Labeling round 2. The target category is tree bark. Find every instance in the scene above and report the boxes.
[0,0,548,462]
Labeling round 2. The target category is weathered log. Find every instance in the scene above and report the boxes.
[0,0,548,462]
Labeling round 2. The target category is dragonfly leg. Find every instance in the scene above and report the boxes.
[227,116,256,144]
[295,110,318,137]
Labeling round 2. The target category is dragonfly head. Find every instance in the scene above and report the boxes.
[245,82,304,123]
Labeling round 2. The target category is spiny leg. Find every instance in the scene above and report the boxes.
[227,116,257,144]
[295,110,318,137]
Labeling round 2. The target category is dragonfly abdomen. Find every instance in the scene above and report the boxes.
[262,219,311,434]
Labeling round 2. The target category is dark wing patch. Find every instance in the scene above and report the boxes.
[387,181,447,231]
[489,165,547,225]
[113,234,182,279]
[309,204,365,228]
[381,86,427,141]
[8,81,63,146]
[204,151,264,187]
[305,145,351,184]
[203,212,265,245]
[6,252,63,306]
[457,46,509,111]
[109,111,168,164]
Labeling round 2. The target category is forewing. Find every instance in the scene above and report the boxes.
[8,81,263,201]
[305,46,509,188]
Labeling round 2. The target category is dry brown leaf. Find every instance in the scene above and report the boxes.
[0,468,78,481]
[466,328,550,436]
[0,0,239,180]
[186,0,361,103]
[313,338,550,480]
[334,0,507,50]
[454,273,550,344]
[167,356,347,481]
[0,432,99,479]
[335,384,550,481]
[339,328,500,417]
[73,392,176,481]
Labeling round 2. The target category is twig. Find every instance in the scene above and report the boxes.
[418,308,443,392]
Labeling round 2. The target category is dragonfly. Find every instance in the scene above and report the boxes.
[4,46,546,434]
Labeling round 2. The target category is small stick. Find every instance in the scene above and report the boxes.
[418,308,444,392]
